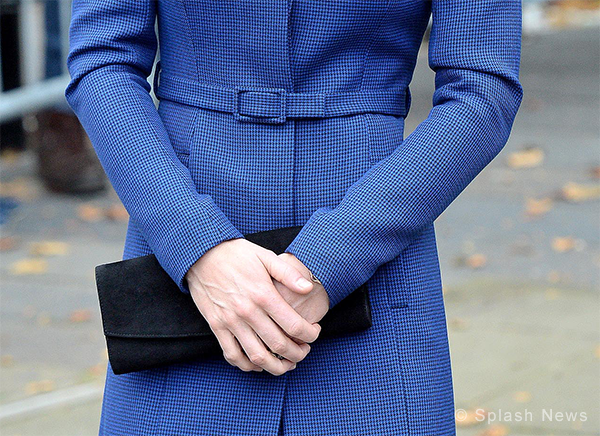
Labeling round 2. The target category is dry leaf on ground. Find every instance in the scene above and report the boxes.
[25,379,56,395]
[506,146,544,169]
[0,178,39,201]
[559,182,600,202]
[105,203,129,221]
[477,425,509,436]
[9,258,48,275]
[0,236,19,252]
[524,197,553,218]
[545,288,561,301]
[77,203,104,222]
[547,270,561,283]
[69,309,92,323]
[552,236,585,253]
[453,253,488,269]
[466,253,487,269]
[456,409,486,427]
[449,318,470,331]
[1,355,15,367]
[29,240,70,256]
[513,391,532,403]
[37,312,52,326]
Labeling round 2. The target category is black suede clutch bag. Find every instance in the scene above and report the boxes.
[95,225,372,375]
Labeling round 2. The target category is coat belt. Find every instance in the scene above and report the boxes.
[153,62,410,125]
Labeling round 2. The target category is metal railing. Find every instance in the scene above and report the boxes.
[0,0,72,123]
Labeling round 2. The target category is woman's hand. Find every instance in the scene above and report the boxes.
[185,238,322,376]
[273,253,330,325]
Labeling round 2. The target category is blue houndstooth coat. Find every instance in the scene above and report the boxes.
[66,0,523,434]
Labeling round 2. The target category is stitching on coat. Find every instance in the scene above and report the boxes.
[179,0,201,80]
[359,0,393,91]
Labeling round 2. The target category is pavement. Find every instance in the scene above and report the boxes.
[0,26,598,436]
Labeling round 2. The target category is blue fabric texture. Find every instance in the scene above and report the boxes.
[65,0,523,435]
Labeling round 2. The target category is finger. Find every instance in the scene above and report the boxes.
[261,292,322,343]
[244,311,311,363]
[258,250,314,295]
[212,326,263,372]
[230,321,297,376]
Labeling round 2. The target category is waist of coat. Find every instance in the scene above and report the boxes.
[153,65,410,125]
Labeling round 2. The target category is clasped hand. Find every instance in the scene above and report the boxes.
[185,238,330,376]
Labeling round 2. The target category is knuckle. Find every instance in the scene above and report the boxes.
[219,310,237,327]
[253,290,274,307]
[235,303,256,320]
[288,320,305,338]
[210,318,226,332]
[270,340,287,355]
[222,351,232,362]
[249,352,267,366]
[222,350,236,362]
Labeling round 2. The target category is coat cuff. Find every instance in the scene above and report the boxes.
[153,196,245,295]
[283,206,375,309]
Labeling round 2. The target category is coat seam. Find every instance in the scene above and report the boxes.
[179,0,201,80]
[359,0,393,92]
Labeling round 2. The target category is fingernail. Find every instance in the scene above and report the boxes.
[290,363,297,369]
[297,277,312,289]
[300,343,311,352]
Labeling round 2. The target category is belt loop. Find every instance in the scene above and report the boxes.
[152,60,162,95]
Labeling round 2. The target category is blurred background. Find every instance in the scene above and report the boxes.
[0,1,598,435]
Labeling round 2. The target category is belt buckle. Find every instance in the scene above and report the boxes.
[233,86,287,124]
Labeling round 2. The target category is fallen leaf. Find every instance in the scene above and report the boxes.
[590,166,600,179]
[524,197,553,218]
[0,178,39,201]
[0,149,22,165]
[552,236,575,253]
[551,236,585,253]
[0,236,18,252]
[466,253,487,269]
[595,345,600,359]
[522,96,545,112]
[1,355,15,367]
[478,425,509,436]
[29,241,69,256]
[507,146,544,169]
[545,288,561,300]
[9,258,48,275]
[77,203,104,222]
[104,203,129,221]
[69,309,92,323]
[547,270,561,284]
[25,379,56,395]
[559,182,600,202]
[449,318,470,331]
[88,363,106,378]
[37,312,52,326]
[513,391,532,403]
[453,253,487,269]
[456,409,486,427]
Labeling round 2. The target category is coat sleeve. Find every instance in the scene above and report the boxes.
[284,0,524,309]
[65,0,244,293]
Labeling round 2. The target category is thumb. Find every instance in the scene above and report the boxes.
[259,251,314,294]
